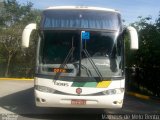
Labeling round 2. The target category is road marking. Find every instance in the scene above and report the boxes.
[0,78,34,80]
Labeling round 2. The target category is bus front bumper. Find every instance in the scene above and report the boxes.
[35,90,124,108]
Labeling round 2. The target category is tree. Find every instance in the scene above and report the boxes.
[0,0,40,77]
[0,27,21,77]
[127,14,160,97]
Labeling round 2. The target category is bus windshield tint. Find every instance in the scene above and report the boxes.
[39,30,123,78]
[41,10,120,30]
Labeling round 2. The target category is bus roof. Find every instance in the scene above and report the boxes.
[46,6,120,13]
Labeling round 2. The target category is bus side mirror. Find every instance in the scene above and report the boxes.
[22,23,37,48]
[127,26,139,50]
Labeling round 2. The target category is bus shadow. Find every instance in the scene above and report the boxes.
[0,88,108,120]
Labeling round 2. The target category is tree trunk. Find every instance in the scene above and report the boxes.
[5,53,12,77]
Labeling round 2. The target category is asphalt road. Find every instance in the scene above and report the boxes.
[0,80,160,120]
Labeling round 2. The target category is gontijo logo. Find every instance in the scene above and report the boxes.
[76,88,82,94]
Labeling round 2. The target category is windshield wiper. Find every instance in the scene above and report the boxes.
[54,33,103,81]
[73,62,93,77]
[83,49,103,81]
[54,37,75,80]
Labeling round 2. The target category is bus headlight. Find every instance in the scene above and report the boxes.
[35,85,56,93]
[102,88,124,95]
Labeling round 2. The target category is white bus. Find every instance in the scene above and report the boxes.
[22,6,138,108]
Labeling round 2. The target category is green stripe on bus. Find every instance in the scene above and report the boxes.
[72,82,97,87]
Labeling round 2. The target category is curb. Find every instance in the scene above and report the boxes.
[0,78,34,80]
[127,92,160,102]
[127,92,150,100]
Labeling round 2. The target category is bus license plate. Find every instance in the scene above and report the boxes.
[71,99,86,105]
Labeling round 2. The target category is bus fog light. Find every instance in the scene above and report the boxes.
[113,100,123,104]
[41,99,46,102]
[102,88,124,95]
[36,97,40,102]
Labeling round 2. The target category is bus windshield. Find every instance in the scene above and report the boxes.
[38,30,123,79]
[41,10,120,30]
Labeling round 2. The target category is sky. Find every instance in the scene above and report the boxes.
[17,0,160,25]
